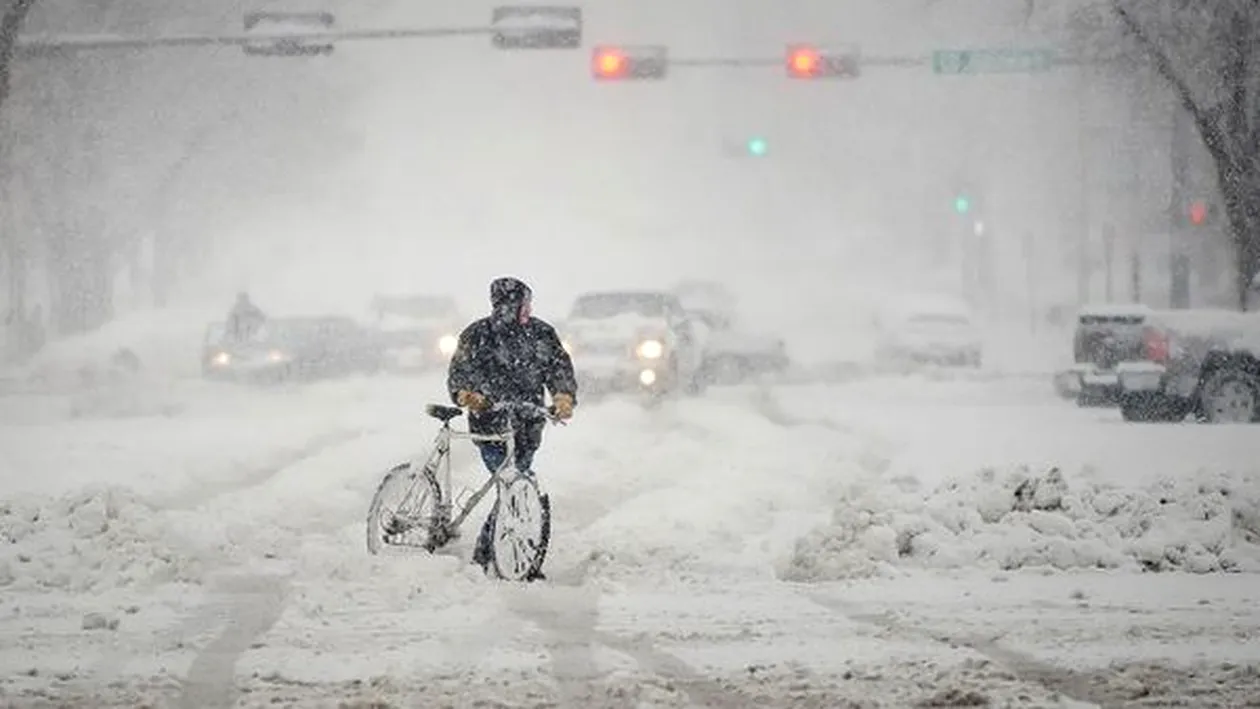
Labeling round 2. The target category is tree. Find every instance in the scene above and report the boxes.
[1080,1,1260,310]
[0,0,38,342]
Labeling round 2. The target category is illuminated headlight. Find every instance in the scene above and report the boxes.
[438,334,457,356]
[639,369,657,386]
[266,350,290,363]
[211,351,231,366]
[636,339,664,359]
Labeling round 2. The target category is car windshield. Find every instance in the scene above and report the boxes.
[570,293,672,319]
[250,319,349,345]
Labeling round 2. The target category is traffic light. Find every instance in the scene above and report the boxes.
[954,195,971,214]
[785,44,861,79]
[242,11,335,56]
[746,137,768,156]
[490,6,582,50]
[1188,199,1208,226]
[591,45,668,80]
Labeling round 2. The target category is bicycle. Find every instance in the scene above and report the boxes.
[365,400,562,581]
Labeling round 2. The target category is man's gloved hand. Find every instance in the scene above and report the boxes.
[552,392,575,420]
[456,390,490,412]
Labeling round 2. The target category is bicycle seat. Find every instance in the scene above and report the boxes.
[425,404,464,422]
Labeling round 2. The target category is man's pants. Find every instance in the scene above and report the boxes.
[471,429,550,578]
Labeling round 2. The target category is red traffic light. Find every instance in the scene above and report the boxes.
[592,46,628,79]
[589,45,668,81]
[787,45,822,77]
[1188,200,1208,226]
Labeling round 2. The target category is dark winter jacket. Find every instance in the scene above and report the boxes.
[447,315,577,434]
[227,302,266,341]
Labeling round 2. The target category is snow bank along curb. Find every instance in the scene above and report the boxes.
[780,465,1260,580]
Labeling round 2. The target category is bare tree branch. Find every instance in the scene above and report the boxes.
[1111,1,1240,171]
[0,0,38,109]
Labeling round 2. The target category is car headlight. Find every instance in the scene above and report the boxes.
[438,334,457,356]
[639,369,657,386]
[211,351,231,366]
[637,339,664,359]
[267,350,289,363]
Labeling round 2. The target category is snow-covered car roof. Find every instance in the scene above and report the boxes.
[1076,303,1153,319]
[568,291,681,319]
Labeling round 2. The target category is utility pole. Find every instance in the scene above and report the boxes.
[1168,101,1192,308]
[1074,67,1092,306]
[1024,230,1037,332]
[1102,221,1115,302]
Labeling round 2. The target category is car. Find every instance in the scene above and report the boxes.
[1056,304,1153,407]
[368,294,462,373]
[202,316,382,383]
[874,299,983,368]
[1114,308,1260,423]
[558,290,705,397]
[672,280,789,384]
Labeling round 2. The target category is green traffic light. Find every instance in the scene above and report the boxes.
[747,137,768,156]
[953,195,971,214]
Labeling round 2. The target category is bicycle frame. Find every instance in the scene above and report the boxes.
[372,401,558,554]
[424,419,520,534]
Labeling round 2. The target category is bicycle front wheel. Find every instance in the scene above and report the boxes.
[366,461,442,554]
[490,475,550,581]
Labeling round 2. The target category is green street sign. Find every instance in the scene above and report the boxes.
[932,48,1055,75]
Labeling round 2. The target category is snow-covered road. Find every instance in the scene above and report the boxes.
[2,371,1259,707]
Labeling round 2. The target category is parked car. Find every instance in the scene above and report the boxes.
[1056,304,1153,407]
[1114,309,1260,423]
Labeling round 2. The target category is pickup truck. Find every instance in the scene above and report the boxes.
[1054,304,1153,407]
[1113,309,1260,423]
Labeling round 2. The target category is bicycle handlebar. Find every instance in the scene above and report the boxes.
[483,400,564,424]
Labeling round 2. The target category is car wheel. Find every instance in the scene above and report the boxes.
[1199,366,1260,423]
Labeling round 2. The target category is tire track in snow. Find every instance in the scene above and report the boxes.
[503,579,762,708]
[495,393,807,707]
[805,593,1107,707]
[156,428,369,511]
[176,572,292,709]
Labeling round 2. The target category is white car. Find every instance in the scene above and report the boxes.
[559,291,705,396]
[369,294,462,373]
[875,302,983,367]
[671,280,790,383]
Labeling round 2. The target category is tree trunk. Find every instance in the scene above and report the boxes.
[1215,156,1260,312]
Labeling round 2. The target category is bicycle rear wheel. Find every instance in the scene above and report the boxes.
[489,474,550,581]
[366,461,442,554]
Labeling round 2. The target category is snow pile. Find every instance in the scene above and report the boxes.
[0,486,205,592]
[781,466,1260,581]
[13,307,217,387]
